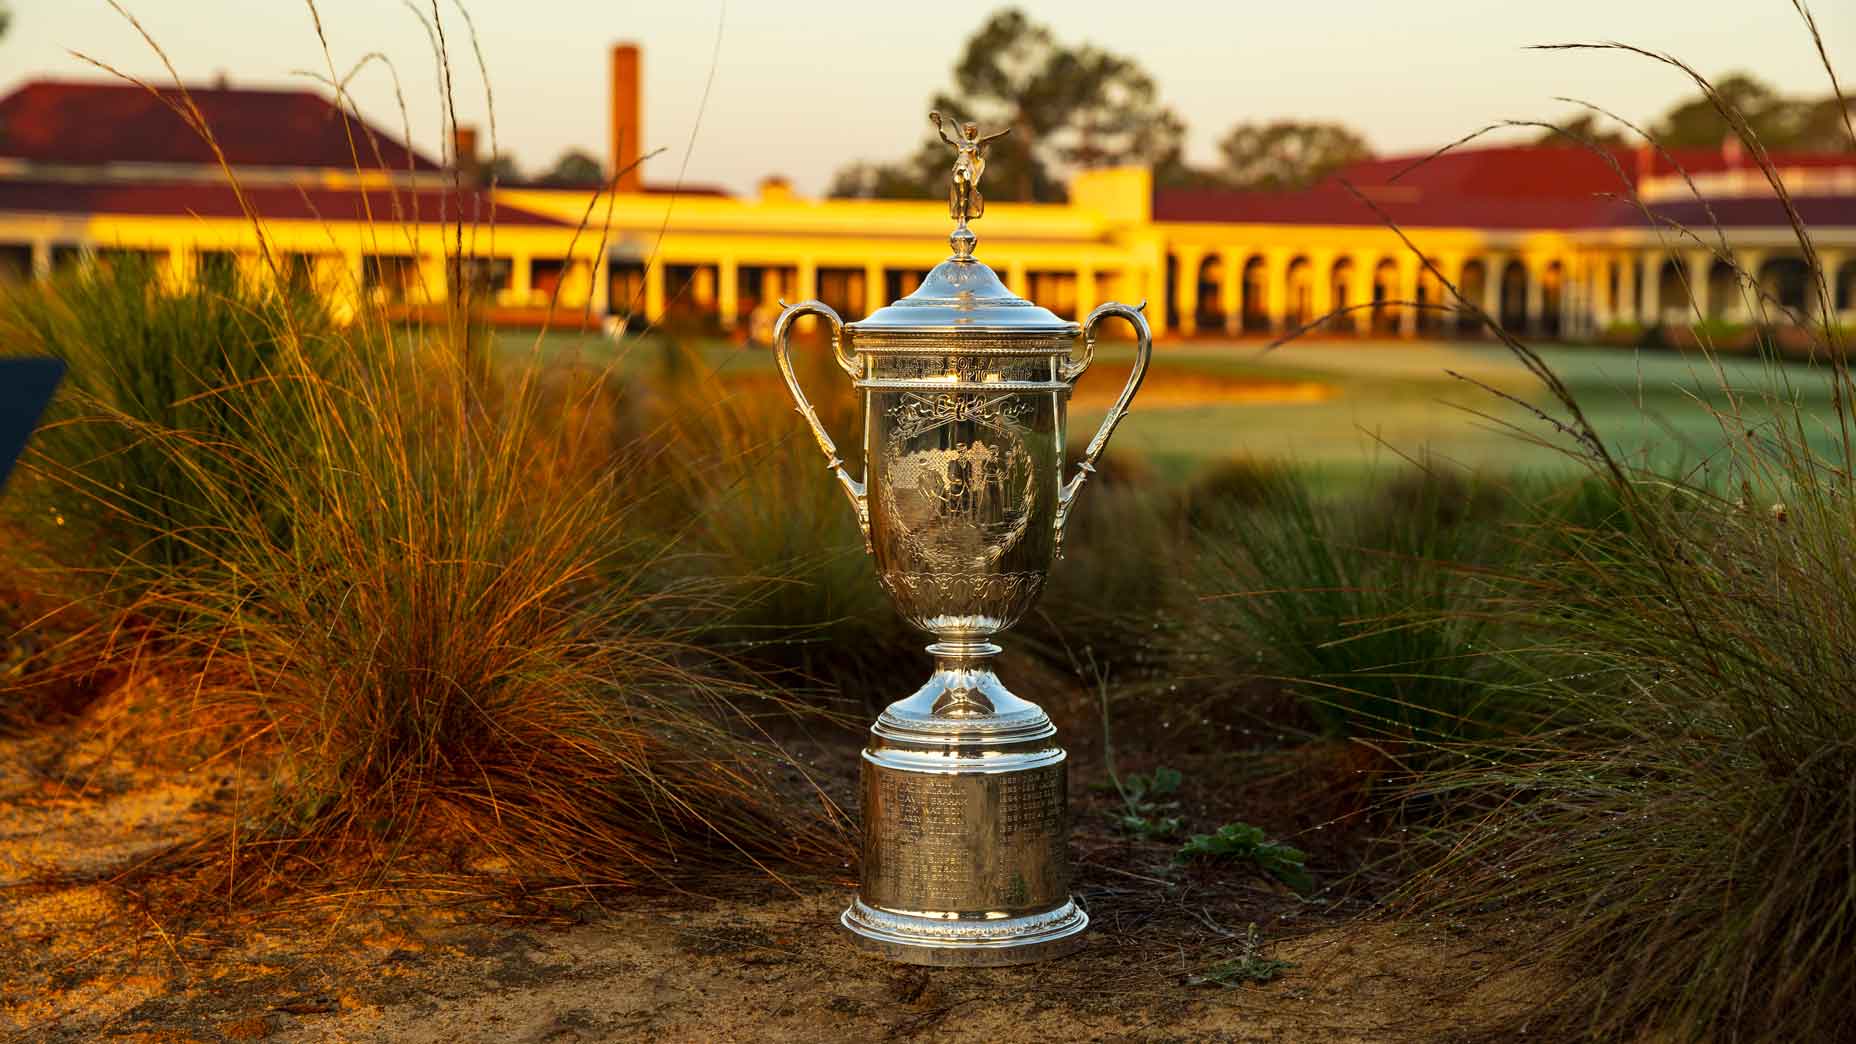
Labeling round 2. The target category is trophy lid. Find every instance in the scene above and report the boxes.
[846,111,1080,339]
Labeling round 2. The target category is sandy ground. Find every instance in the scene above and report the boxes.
[0,672,1557,1044]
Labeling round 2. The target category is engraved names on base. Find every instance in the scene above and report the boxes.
[863,760,1068,913]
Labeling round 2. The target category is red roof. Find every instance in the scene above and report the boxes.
[0,80,439,171]
[1154,144,1856,230]
[0,179,564,226]
[1628,196,1856,230]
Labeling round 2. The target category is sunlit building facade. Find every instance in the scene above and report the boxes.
[2,45,1852,340]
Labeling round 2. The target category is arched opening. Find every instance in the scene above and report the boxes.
[1284,256,1313,329]
[1372,258,1399,335]
[664,262,722,331]
[1415,261,1446,337]
[1027,270,1079,320]
[609,260,646,329]
[1541,261,1564,338]
[1330,256,1356,333]
[1242,255,1270,332]
[1758,256,1811,317]
[1197,254,1226,331]
[1459,260,1488,337]
[1500,261,1528,332]
[1655,258,1686,326]
[1707,259,1738,321]
[1164,253,1179,331]
[1837,259,1856,316]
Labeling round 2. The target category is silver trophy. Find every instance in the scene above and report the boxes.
[773,112,1152,966]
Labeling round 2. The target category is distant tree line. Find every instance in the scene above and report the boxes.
[397,6,1856,197]
[825,8,1854,203]
[1536,74,1854,152]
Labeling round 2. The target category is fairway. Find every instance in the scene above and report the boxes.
[497,329,1845,484]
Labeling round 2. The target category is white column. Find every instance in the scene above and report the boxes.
[509,251,533,307]
[29,238,51,280]
[865,261,887,318]
[1641,250,1663,325]
[1524,258,1545,336]
[1590,257,1604,335]
[590,254,610,317]
[1349,257,1373,335]
[1075,267,1097,320]
[1219,251,1242,335]
[421,252,450,305]
[1396,257,1418,338]
[1730,249,1766,323]
[643,261,666,323]
[1817,250,1846,320]
[1686,250,1713,322]
[794,257,819,332]
[718,256,739,329]
[1482,253,1507,333]
[1310,250,1336,333]
[1560,257,1581,338]
[1430,253,1460,337]
[1615,252,1638,324]
[1172,248,1202,335]
[1265,250,1289,333]
[166,245,195,293]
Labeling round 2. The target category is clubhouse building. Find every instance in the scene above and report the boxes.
[1,44,1852,340]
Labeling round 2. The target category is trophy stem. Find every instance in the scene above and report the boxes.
[924,639,1001,717]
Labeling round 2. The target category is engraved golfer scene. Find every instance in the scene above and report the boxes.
[2,2,1853,1041]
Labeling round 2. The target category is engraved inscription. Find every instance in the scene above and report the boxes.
[999,767,1063,838]
[879,771,966,904]
[861,759,1068,915]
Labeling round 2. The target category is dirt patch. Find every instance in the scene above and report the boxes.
[0,674,1560,1043]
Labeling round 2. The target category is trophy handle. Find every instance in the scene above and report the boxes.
[1054,301,1152,557]
[773,299,870,549]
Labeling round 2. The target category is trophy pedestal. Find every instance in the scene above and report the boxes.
[840,641,1087,966]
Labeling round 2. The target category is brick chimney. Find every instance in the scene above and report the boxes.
[611,43,641,192]
[1722,134,1745,168]
[453,123,480,184]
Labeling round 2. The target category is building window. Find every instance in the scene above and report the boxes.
[447,256,513,298]
[198,250,239,286]
[363,254,420,303]
[0,245,32,284]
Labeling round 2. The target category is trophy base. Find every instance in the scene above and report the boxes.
[844,638,1087,967]
[840,897,1088,967]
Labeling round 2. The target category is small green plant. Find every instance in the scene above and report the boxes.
[1185,923,1294,987]
[1112,765,1184,839]
[1177,822,1313,894]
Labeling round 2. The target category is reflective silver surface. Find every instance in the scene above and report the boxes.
[773,115,1152,966]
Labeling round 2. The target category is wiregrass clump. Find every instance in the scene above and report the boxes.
[1,256,339,597]
[2,256,849,904]
[1175,463,1531,744]
[135,322,851,900]
[1383,19,1856,1036]
[1399,479,1856,1041]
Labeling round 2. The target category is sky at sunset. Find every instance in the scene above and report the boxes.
[2,1,1848,195]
